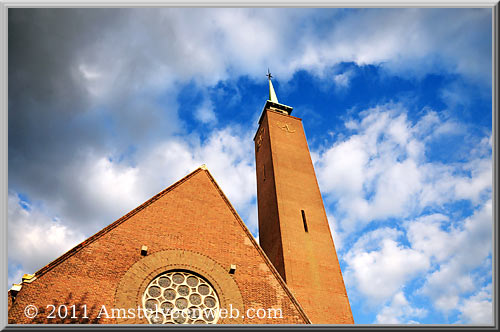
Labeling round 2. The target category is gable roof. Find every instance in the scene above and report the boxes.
[29,165,311,323]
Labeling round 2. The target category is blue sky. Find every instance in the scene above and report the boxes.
[8,7,493,324]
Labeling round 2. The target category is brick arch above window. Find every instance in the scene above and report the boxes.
[113,249,244,324]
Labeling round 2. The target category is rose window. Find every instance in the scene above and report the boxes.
[142,270,220,324]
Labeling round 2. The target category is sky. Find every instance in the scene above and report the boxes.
[7,7,493,325]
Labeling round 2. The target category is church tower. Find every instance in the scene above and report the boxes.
[254,71,354,324]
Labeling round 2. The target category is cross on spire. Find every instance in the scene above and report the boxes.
[266,68,273,80]
[267,68,279,103]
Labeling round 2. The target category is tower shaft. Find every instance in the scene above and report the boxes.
[255,107,353,324]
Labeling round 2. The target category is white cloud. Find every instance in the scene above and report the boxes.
[405,214,454,263]
[344,228,430,303]
[316,104,491,233]
[416,200,492,314]
[66,8,491,104]
[458,285,493,324]
[102,126,256,233]
[333,72,350,87]
[342,199,492,321]
[332,69,354,92]
[454,158,492,204]
[144,127,256,216]
[375,292,427,324]
[317,105,425,231]
[194,99,217,125]
[283,8,491,83]
[8,193,86,281]
[83,157,143,212]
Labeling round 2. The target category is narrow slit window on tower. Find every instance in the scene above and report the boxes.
[301,210,308,233]
[263,165,266,181]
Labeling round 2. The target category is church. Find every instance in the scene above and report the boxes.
[8,75,354,325]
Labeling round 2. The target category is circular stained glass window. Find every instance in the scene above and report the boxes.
[142,270,220,324]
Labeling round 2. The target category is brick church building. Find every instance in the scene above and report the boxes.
[8,75,354,325]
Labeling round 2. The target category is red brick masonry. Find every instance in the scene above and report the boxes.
[255,109,354,324]
[8,168,309,324]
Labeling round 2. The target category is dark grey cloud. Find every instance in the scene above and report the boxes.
[9,9,116,167]
[8,9,185,233]
[7,7,301,234]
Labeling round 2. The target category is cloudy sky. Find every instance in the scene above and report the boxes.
[8,7,493,324]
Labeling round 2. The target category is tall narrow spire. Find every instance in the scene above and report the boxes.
[267,69,279,103]
[257,69,293,125]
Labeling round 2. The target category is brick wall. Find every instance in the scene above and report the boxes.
[8,169,309,324]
